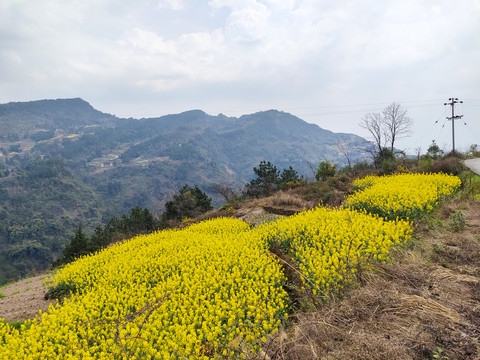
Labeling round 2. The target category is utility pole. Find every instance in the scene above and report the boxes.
[444,97,463,153]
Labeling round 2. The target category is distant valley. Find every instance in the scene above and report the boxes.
[0,98,370,283]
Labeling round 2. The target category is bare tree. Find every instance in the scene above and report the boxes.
[305,160,318,178]
[359,112,384,153]
[414,146,422,161]
[211,183,236,203]
[382,102,413,152]
[359,103,413,155]
[335,138,353,168]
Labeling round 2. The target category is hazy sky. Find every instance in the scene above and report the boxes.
[1,0,479,154]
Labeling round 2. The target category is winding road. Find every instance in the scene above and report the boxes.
[464,158,480,176]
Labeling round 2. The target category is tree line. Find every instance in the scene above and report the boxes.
[57,185,214,265]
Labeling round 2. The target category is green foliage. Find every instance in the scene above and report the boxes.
[56,207,158,266]
[4,240,52,267]
[244,161,280,197]
[432,347,448,360]
[0,291,4,298]
[122,206,155,235]
[60,225,90,264]
[243,161,302,198]
[374,148,395,170]
[8,144,21,153]
[379,159,396,175]
[8,320,31,331]
[45,281,77,300]
[419,157,433,172]
[350,161,374,175]
[315,161,337,181]
[7,133,19,141]
[26,158,71,180]
[459,172,480,200]
[426,141,443,160]
[161,185,213,224]
[29,130,55,142]
[280,166,301,188]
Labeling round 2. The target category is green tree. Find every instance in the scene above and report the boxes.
[280,166,300,186]
[61,225,90,264]
[8,144,21,153]
[315,161,337,181]
[126,206,155,235]
[426,141,443,160]
[243,161,280,198]
[161,185,213,224]
[88,207,157,252]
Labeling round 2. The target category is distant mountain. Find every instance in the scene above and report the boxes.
[0,98,117,139]
[0,98,371,283]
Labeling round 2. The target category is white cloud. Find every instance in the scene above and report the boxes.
[157,0,185,11]
[124,28,178,55]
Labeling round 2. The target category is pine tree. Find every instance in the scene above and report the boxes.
[61,225,89,263]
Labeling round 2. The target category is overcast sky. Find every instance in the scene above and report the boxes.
[1,0,479,154]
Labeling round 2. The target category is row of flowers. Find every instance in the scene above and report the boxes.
[345,173,461,220]
[254,207,412,297]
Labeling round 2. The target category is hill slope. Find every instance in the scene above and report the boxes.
[0,98,371,283]
[0,175,478,359]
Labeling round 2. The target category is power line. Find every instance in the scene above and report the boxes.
[116,98,447,118]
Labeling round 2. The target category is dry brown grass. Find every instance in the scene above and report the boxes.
[259,199,480,360]
[269,191,314,209]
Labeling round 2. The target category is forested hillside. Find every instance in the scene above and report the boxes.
[0,98,371,283]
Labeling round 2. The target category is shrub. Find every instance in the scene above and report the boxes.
[244,161,301,198]
[161,184,213,224]
[419,157,433,172]
[244,161,280,198]
[44,281,78,300]
[280,166,301,188]
[379,159,396,175]
[430,157,465,175]
[315,161,337,181]
[374,148,395,170]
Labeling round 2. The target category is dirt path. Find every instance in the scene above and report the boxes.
[0,273,56,323]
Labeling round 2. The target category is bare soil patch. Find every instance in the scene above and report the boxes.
[0,273,56,323]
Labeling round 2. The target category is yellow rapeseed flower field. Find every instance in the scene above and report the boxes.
[345,173,461,220]
[0,218,288,359]
[0,173,460,358]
